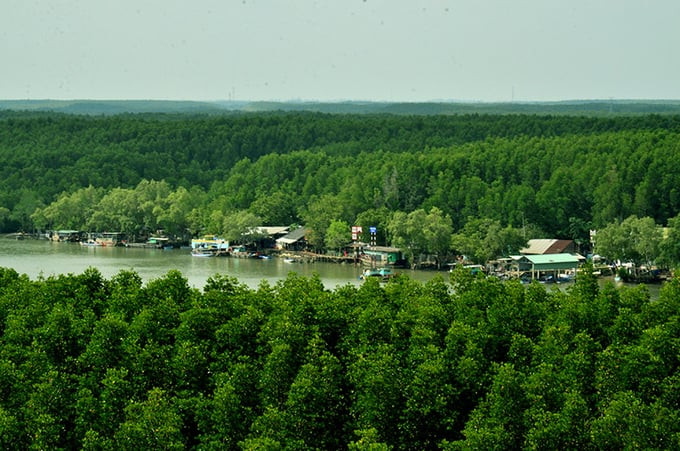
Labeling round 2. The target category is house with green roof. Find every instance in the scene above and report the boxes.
[514,253,582,280]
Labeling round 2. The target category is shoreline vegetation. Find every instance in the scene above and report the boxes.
[10,232,673,287]
[0,264,678,448]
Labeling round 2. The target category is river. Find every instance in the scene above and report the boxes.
[0,237,665,298]
[0,237,444,290]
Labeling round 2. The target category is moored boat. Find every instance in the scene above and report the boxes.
[190,236,229,257]
[360,267,395,282]
[80,239,102,247]
[191,248,217,257]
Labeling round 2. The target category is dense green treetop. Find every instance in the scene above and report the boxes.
[0,266,678,449]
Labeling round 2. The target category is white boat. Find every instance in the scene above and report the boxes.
[80,239,102,247]
[191,248,217,257]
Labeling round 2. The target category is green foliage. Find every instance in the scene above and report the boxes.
[156,185,205,236]
[0,207,10,233]
[283,339,348,448]
[387,207,452,267]
[422,207,453,265]
[451,217,527,264]
[590,391,680,449]
[3,112,680,257]
[32,185,104,230]
[302,194,347,251]
[114,388,184,450]
[348,428,392,450]
[325,219,350,252]
[594,215,663,266]
[10,189,43,231]
[0,406,21,449]
[220,210,263,244]
[0,266,679,449]
[249,190,298,226]
[454,363,529,449]
[659,213,680,268]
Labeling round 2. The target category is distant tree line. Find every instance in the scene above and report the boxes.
[0,266,678,449]
[2,111,680,263]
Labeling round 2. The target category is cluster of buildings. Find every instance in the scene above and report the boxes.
[232,228,587,283]
[49,225,586,282]
[487,239,584,282]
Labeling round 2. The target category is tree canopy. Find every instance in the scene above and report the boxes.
[0,266,678,448]
[2,112,680,246]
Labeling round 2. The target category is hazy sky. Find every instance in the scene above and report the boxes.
[2,0,679,102]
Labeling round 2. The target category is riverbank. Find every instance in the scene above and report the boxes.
[0,238,441,290]
[0,236,665,299]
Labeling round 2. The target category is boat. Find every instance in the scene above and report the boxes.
[95,232,124,247]
[80,239,102,247]
[360,267,395,282]
[191,236,229,250]
[190,236,229,257]
[125,237,173,249]
[191,248,217,257]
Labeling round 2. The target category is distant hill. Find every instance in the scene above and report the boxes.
[0,99,224,115]
[233,99,680,116]
[2,98,680,115]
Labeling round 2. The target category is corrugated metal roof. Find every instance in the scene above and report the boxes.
[253,226,290,236]
[520,239,573,254]
[520,239,554,254]
[546,240,574,254]
[276,227,307,244]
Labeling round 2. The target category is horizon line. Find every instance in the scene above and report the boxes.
[2,97,680,104]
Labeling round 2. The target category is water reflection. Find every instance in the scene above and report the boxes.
[0,238,664,298]
[0,238,443,290]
